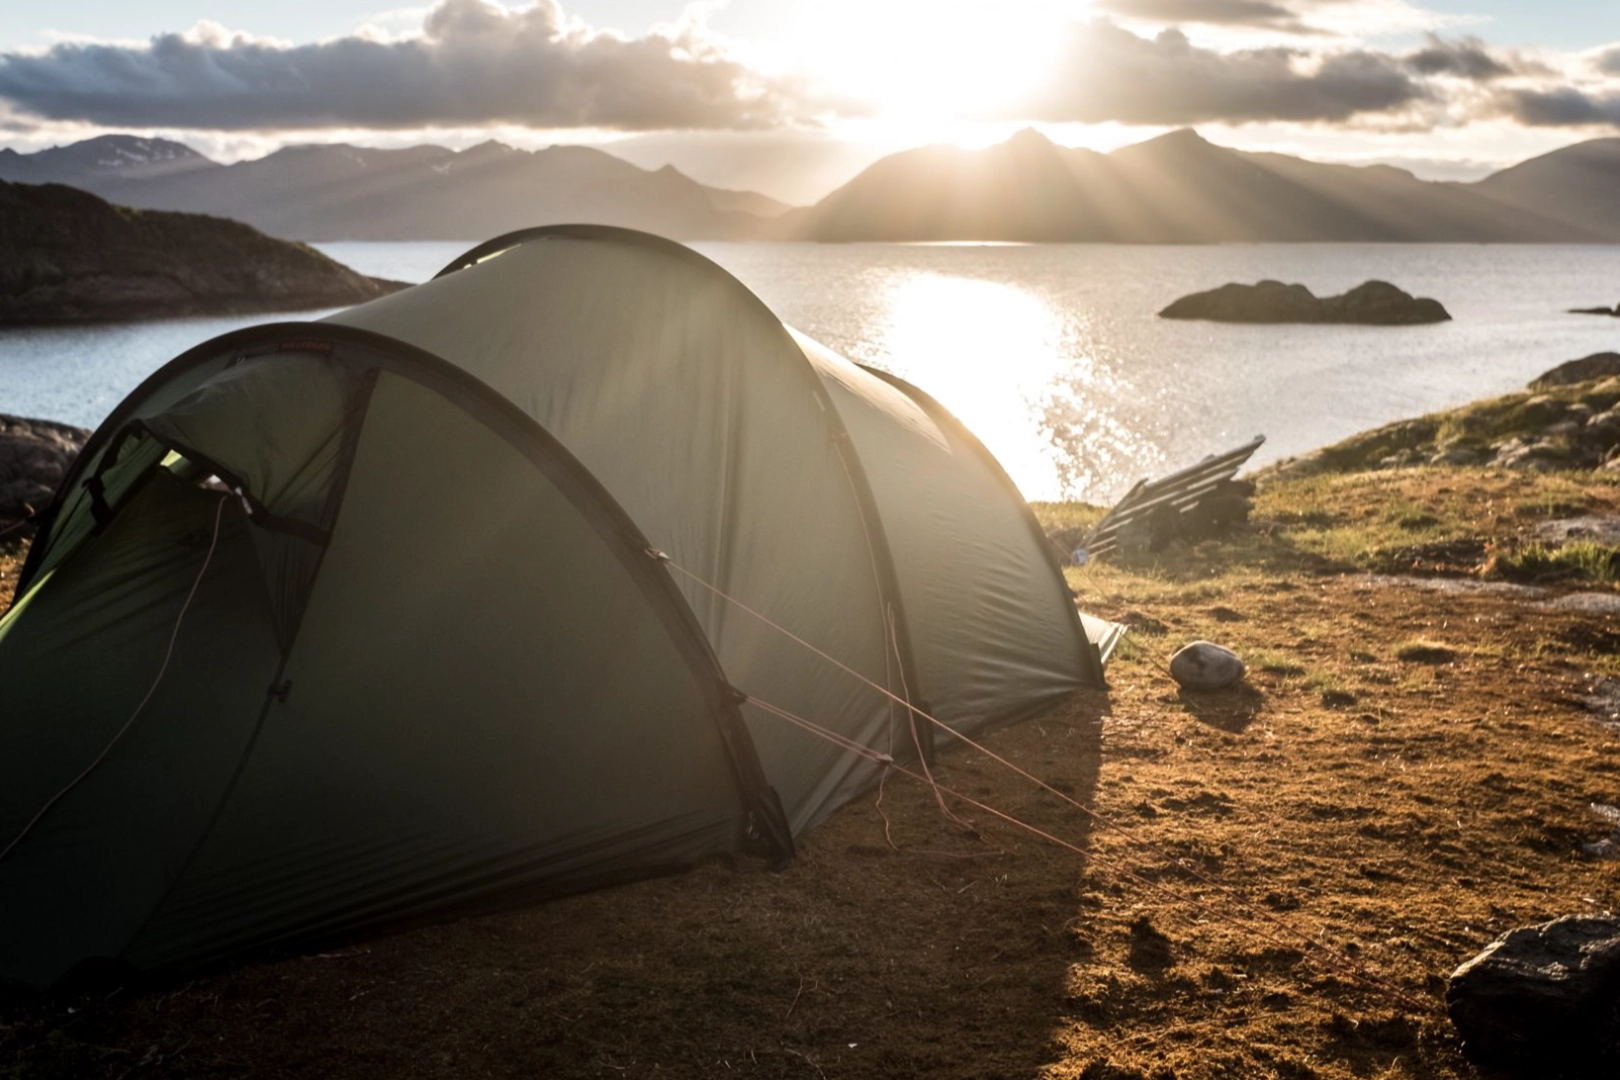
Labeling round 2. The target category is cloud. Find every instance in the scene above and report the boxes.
[1597,47,1620,76]
[1094,0,1465,38]
[1406,35,1514,80]
[1094,0,1318,31]
[0,0,831,132]
[1403,34,1557,83]
[1496,87,1620,128]
[1011,20,1426,125]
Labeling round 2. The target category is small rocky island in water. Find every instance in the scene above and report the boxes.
[0,180,405,325]
[1568,301,1620,317]
[1160,279,1451,325]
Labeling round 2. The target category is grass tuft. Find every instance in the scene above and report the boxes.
[1394,640,1458,664]
[1492,541,1620,584]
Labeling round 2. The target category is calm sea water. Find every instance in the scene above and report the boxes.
[4,241,1618,502]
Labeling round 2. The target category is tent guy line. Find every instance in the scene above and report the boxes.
[661,551,1439,1017]
[889,601,976,834]
[0,492,229,866]
[743,680,1439,1019]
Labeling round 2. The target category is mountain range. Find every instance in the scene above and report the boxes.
[785,127,1620,243]
[0,135,788,242]
[3,130,1620,243]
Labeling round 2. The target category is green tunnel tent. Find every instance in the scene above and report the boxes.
[0,226,1118,989]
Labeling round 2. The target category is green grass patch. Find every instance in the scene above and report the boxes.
[1493,541,1620,584]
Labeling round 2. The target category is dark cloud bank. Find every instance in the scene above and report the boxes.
[1014,21,1425,125]
[0,0,818,131]
[1499,87,1620,127]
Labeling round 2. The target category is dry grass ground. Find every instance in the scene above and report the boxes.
[3,463,1620,1079]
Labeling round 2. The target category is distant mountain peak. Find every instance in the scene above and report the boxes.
[1007,126,1054,147]
[77,133,194,152]
[460,139,517,157]
[1132,128,1210,151]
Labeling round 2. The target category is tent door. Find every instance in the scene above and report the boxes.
[0,464,285,987]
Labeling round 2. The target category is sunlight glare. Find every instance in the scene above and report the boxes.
[851,270,1159,502]
[774,0,1074,127]
[863,274,1048,497]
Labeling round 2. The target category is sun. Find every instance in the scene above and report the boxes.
[769,0,1076,134]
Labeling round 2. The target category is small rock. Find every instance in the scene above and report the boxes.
[1491,437,1565,471]
[1169,641,1246,691]
[1583,804,1620,859]
[1579,676,1620,728]
[1447,915,1620,1076]
[1377,450,1420,469]
[1585,407,1620,438]
[1532,517,1620,546]
[1429,445,1481,466]
[1519,394,1569,424]
[1549,592,1620,615]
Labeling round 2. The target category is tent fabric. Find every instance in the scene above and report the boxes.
[796,337,1101,736]
[139,353,374,646]
[327,234,915,833]
[0,471,284,989]
[0,226,1107,989]
[125,372,758,973]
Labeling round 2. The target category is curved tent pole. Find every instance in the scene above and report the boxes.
[11,321,794,862]
[432,225,931,763]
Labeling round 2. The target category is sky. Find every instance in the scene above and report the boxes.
[2,1,1620,203]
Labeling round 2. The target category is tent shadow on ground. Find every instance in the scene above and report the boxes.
[1175,682,1266,733]
[0,690,1112,1080]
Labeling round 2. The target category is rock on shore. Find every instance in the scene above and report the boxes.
[1448,915,1620,1076]
[0,180,406,324]
[1,414,88,526]
[1160,279,1451,325]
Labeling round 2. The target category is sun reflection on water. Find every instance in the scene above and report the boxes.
[847,272,1160,502]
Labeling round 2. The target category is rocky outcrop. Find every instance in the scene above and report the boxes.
[1448,915,1620,1077]
[0,180,406,324]
[1532,353,1620,389]
[1568,303,1619,316]
[1160,280,1451,325]
[0,414,88,526]
[1262,370,1620,479]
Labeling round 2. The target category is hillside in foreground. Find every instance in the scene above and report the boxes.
[3,373,1620,1078]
